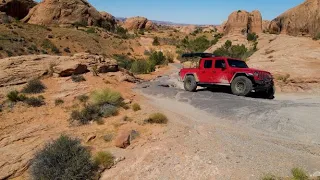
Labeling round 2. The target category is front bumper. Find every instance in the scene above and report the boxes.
[253,79,274,92]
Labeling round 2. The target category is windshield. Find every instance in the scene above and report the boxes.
[227,59,248,68]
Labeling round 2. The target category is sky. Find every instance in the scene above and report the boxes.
[36,0,304,25]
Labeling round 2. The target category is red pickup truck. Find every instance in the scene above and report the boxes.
[179,53,275,99]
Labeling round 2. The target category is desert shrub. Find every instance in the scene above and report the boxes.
[313,32,320,40]
[188,36,211,52]
[103,134,113,142]
[116,26,128,39]
[130,60,155,74]
[71,104,117,124]
[7,90,26,102]
[42,39,60,54]
[71,74,86,82]
[132,103,141,112]
[73,20,88,28]
[145,113,168,124]
[149,51,166,65]
[30,135,96,180]
[77,94,89,103]
[21,79,46,94]
[247,32,259,42]
[64,47,71,53]
[213,40,257,60]
[101,21,113,31]
[5,50,13,57]
[86,27,96,34]
[113,54,133,70]
[94,151,114,169]
[25,96,45,107]
[261,173,278,180]
[55,98,64,106]
[291,168,308,180]
[90,89,123,106]
[152,36,160,46]
[276,74,290,83]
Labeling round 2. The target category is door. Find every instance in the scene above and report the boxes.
[199,59,214,83]
[211,59,229,84]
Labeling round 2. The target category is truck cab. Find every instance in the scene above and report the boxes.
[179,53,275,99]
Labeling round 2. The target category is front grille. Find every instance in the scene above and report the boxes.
[258,72,272,81]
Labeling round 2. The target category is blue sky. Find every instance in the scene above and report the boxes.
[36,0,304,25]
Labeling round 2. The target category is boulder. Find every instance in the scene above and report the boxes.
[114,130,131,149]
[22,0,115,29]
[0,0,36,20]
[0,53,120,87]
[224,10,262,35]
[123,16,157,31]
[268,0,320,36]
[0,12,13,24]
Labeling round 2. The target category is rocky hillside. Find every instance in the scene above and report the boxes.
[123,16,157,31]
[224,10,262,35]
[269,0,320,36]
[22,0,115,28]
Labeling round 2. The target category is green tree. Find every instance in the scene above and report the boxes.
[153,36,160,46]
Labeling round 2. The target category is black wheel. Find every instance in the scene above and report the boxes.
[231,76,253,96]
[264,86,275,99]
[184,75,197,92]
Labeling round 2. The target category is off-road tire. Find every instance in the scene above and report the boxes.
[231,76,253,96]
[184,75,197,92]
[264,86,275,99]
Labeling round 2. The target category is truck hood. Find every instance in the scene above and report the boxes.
[230,67,271,74]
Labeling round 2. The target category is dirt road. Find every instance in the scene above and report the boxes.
[102,64,320,180]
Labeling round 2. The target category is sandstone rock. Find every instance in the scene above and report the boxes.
[0,53,119,87]
[0,11,13,24]
[123,16,157,31]
[114,130,131,148]
[262,20,270,32]
[22,0,115,29]
[224,10,262,35]
[180,25,196,34]
[268,0,320,36]
[86,134,96,143]
[0,0,36,20]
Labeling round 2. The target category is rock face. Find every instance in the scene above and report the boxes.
[0,0,36,19]
[268,0,320,36]
[0,12,13,24]
[22,0,115,28]
[0,53,119,87]
[262,20,270,32]
[123,16,156,31]
[224,10,262,34]
[180,25,196,34]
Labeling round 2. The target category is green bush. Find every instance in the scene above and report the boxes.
[152,36,160,46]
[149,51,166,65]
[132,103,141,112]
[7,90,26,102]
[71,74,86,82]
[113,54,133,70]
[30,135,96,180]
[73,21,88,28]
[42,39,60,54]
[291,168,308,180]
[116,26,128,39]
[86,27,96,34]
[55,98,64,106]
[145,113,168,124]
[247,32,259,42]
[71,104,117,124]
[25,96,45,107]
[21,79,46,94]
[94,151,114,169]
[130,60,155,74]
[313,32,320,40]
[213,40,257,60]
[261,173,278,180]
[90,89,123,106]
[188,36,211,52]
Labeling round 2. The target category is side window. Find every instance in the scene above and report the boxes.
[215,60,226,68]
[204,60,212,69]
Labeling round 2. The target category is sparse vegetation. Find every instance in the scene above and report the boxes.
[313,32,320,40]
[94,151,114,169]
[130,60,155,74]
[247,32,259,42]
[145,113,168,124]
[213,40,257,60]
[113,54,133,70]
[152,36,160,46]
[149,51,166,65]
[291,167,308,180]
[115,26,129,39]
[41,39,60,54]
[86,27,96,34]
[55,98,64,106]
[276,74,290,83]
[261,173,278,180]
[31,135,96,180]
[90,89,123,106]
[71,74,86,82]
[7,90,26,102]
[24,96,45,107]
[132,103,141,112]
[103,134,113,142]
[21,79,46,94]
[77,94,89,103]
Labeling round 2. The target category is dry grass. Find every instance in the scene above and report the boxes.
[132,103,141,112]
[145,113,168,124]
[94,151,114,169]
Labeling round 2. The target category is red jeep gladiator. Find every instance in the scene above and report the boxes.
[179,53,275,99]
